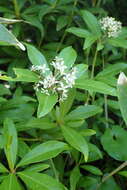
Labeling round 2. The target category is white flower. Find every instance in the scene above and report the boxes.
[43,74,58,89]
[31,64,49,74]
[51,56,67,75]
[100,16,122,38]
[63,68,77,88]
[32,57,77,102]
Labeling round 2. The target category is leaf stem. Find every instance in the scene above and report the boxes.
[91,46,98,79]
[50,159,59,181]
[19,137,42,142]
[13,0,20,18]
[56,0,78,53]
[96,161,127,189]
[102,56,109,128]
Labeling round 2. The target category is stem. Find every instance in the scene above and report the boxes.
[50,159,59,181]
[13,0,20,18]
[56,0,78,53]
[102,56,109,128]
[97,0,102,7]
[91,46,98,79]
[104,95,109,128]
[96,161,127,189]
[19,137,42,142]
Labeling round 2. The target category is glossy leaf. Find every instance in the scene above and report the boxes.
[81,10,101,36]
[58,46,77,69]
[67,27,90,38]
[75,79,117,96]
[17,140,69,167]
[3,118,18,171]
[18,171,66,190]
[26,44,49,69]
[0,68,39,82]
[65,105,102,121]
[36,91,58,117]
[101,125,127,161]
[81,164,103,175]
[60,88,76,117]
[25,163,50,172]
[61,125,89,161]
[0,163,8,173]
[70,166,81,190]
[0,23,25,50]
[0,174,22,190]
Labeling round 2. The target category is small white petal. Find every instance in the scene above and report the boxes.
[117,72,127,85]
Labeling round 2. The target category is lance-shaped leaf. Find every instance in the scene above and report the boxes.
[17,140,69,167]
[0,163,9,173]
[61,125,89,162]
[18,171,66,190]
[117,72,127,125]
[81,10,101,36]
[0,174,22,190]
[0,68,39,82]
[75,79,117,96]
[26,44,49,73]
[36,91,58,118]
[65,105,102,121]
[4,118,18,171]
[58,46,77,69]
[0,23,25,50]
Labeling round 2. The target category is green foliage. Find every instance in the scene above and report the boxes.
[0,0,127,189]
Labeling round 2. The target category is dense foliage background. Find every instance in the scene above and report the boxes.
[1,0,127,189]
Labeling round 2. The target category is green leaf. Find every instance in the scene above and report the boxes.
[108,38,127,49]
[81,10,101,36]
[61,125,89,161]
[75,79,117,96]
[80,129,96,136]
[18,171,66,190]
[26,44,49,70]
[118,171,127,177]
[0,23,25,50]
[117,72,127,125]
[17,117,57,131]
[0,163,8,173]
[81,164,103,175]
[36,91,58,118]
[60,88,76,117]
[99,176,121,190]
[67,27,90,38]
[96,63,127,78]
[4,118,18,171]
[17,140,69,167]
[65,105,102,121]
[88,143,103,162]
[101,125,127,161]
[58,46,77,69]
[70,166,81,190]
[14,68,39,82]
[0,68,39,82]
[25,163,50,172]
[57,16,68,31]
[83,35,98,49]
[75,64,88,79]
[0,174,22,190]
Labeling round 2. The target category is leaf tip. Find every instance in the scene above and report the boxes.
[18,42,26,51]
[117,72,127,85]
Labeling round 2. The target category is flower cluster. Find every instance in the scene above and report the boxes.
[100,16,122,38]
[31,57,77,101]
